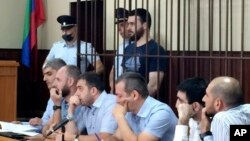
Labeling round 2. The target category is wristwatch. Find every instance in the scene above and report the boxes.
[53,105,61,110]
[200,131,212,141]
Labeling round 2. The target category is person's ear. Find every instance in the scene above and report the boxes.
[214,97,223,111]
[67,77,74,87]
[192,102,202,112]
[90,87,98,95]
[142,22,147,30]
[131,90,139,101]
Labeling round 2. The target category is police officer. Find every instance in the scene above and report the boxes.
[45,15,104,74]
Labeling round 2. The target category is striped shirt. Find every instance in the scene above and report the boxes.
[204,104,250,141]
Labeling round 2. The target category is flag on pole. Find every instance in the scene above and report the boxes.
[21,0,45,68]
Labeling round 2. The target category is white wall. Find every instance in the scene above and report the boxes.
[0,0,26,49]
[110,0,250,51]
[177,0,250,51]
[105,0,173,50]
[1,0,250,51]
[40,0,70,50]
[0,0,70,50]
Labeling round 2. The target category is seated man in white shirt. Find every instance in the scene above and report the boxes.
[200,76,250,141]
[174,77,208,141]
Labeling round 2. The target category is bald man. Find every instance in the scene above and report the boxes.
[42,65,81,137]
[200,76,250,141]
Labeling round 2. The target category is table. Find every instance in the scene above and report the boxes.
[0,136,17,141]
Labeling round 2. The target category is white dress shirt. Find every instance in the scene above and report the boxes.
[204,104,250,141]
[173,118,201,141]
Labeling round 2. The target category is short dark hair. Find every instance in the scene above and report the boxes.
[116,72,149,98]
[65,65,81,82]
[129,8,151,29]
[78,72,105,92]
[177,77,207,106]
[43,58,66,71]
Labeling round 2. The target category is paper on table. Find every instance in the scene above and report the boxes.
[0,121,39,136]
[0,129,39,137]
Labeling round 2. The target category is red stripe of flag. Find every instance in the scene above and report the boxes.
[21,0,45,80]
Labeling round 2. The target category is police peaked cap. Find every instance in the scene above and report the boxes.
[115,8,129,24]
[57,15,77,29]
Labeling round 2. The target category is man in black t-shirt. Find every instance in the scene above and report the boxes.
[122,8,167,96]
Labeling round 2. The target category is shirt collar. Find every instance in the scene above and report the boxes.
[136,96,152,118]
[92,90,108,108]
[63,40,77,47]
[61,98,67,105]
[124,39,130,44]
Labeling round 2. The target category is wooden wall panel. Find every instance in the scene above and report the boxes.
[0,49,249,119]
[0,49,49,119]
[0,61,19,121]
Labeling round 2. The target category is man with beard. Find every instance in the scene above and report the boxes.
[55,72,117,141]
[106,72,177,141]
[200,76,250,141]
[42,65,81,137]
[12,59,66,132]
[109,8,131,92]
[29,59,66,129]
[173,77,207,141]
[45,15,104,74]
[122,8,167,96]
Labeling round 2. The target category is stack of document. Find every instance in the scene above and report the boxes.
[0,121,39,137]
